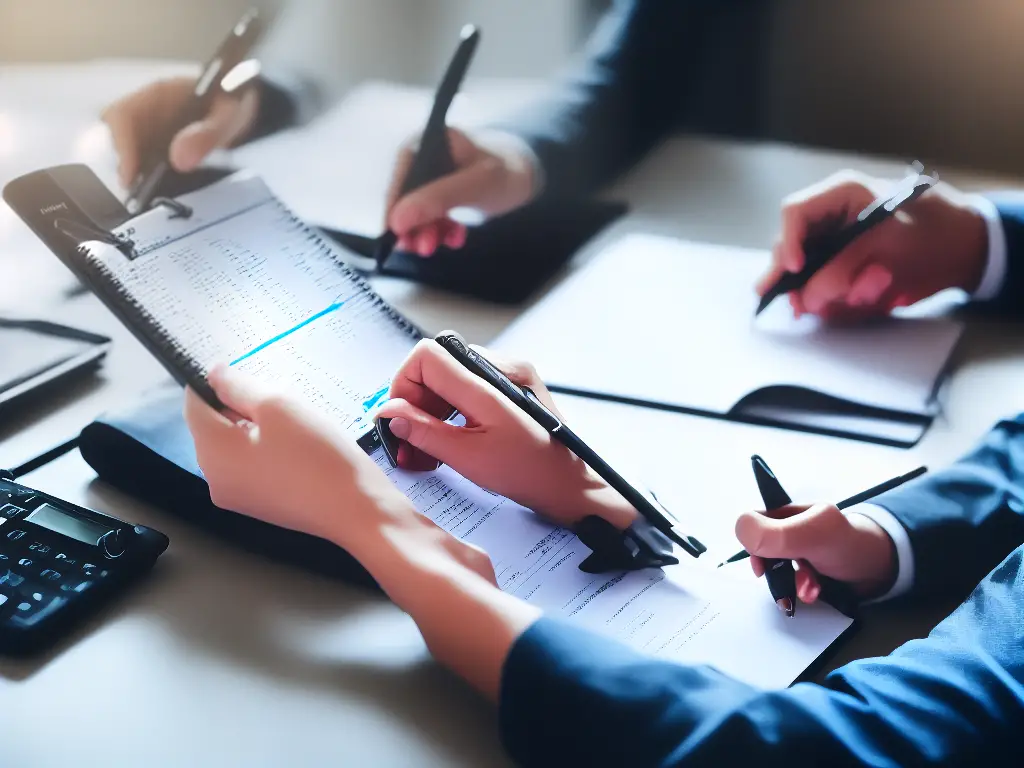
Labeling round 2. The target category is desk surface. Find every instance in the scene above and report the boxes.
[2,62,1023,767]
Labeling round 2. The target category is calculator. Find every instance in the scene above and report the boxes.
[0,475,168,654]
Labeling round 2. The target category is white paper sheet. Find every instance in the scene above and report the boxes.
[493,233,964,417]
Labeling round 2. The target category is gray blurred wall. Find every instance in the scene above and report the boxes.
[2,0,1023,177]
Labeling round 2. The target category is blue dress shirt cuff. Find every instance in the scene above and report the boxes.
[847,504,915,602]
[966,194,1008,301]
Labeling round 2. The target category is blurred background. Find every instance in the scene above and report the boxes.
[3,0,1024,176]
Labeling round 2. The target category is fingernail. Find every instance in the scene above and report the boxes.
[388,417,411,439]
[776,598,795,617]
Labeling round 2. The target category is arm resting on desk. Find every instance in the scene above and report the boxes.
[494,0,767,200]
[501,577,1024,768]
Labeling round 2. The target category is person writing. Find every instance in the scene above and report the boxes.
[754,169,1017,324]
[103,0,769,257]
[184,179,1024,763]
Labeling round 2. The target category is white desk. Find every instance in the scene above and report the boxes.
[2,62,1024,767]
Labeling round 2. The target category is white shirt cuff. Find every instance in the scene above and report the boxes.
[966,194,1007,301]
[847,503,915,603]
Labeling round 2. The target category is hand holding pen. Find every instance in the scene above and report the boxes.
[104,9,264,211]
[374,335,705,568]
[730,459,926,615]
[380,26,539,265]
[755,166,991,322]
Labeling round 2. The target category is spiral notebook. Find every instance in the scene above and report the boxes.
[493,234,965,448]
[4,164,855,689]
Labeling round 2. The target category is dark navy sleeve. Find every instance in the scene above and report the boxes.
[501,554,1024,768]
[493,0,768,200]
[870,412,1024,600]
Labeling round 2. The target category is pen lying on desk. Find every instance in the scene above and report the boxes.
[719,465,928,567]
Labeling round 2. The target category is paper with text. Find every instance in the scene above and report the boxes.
[494,234,964,417]
[81,175,852,689]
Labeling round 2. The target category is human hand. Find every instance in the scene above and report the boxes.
[102,74,260,189]
[755,170,990,322]
[183,364,483,567]
[375,340,637,530]
[384,128,538,257]
[734,503,897,603]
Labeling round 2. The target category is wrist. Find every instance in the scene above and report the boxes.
[848,513,899,599]
[473,129,540,208]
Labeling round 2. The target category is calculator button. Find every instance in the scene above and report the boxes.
[0,504,24,519]
[0,594,7,608]
[17,558,32,568]
[82,563,99,577]
[54,553,78,566]
[0,570,25,588]
[6,530,25,541]
[28,543,51,555]
[39,569,61,582]
[60,580,93,594]
[0,554,8,562]
[8,595,66,628]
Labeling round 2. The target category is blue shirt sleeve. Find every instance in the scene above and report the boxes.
[501,568,1024,768]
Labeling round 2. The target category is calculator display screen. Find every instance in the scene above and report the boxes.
[25,503,108,546]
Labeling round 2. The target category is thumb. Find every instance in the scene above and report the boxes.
[376,398,469,469]
[735,503,846,562]
[169,91,254,172]
[207,364,273,420]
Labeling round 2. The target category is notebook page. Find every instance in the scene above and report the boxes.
[375,450,852,691]
[83,171,417,435]
[81,176,851,688]
[493,234,964,416]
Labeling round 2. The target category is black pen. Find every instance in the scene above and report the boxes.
[382,330,707,558]
[750,455,798,617]
[126,8,263,214]
[374,25,481,270]
[719,464,928,566]
[756,163,939,316]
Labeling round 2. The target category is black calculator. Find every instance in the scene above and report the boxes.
[0,475,168,654]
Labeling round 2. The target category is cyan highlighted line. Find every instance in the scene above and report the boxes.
[230,301,345,366]
[361,383,390,412]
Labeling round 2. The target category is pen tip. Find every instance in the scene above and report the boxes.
[776,598,795,617]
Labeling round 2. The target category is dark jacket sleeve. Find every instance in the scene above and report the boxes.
[975,198,1024,316]
[248,77,301,140]
[501,549,1024,767]
[494,0,768,200]
[869,412,1024,600]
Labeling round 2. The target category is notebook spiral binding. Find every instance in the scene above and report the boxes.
[72,189,425,397]
[74,240,208,387]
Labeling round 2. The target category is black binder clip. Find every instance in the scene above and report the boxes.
[54,217,136,259]
[149,197,193,219]
[574,505,683,574]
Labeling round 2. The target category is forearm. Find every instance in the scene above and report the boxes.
[492,1,696,199]
[338,507,541,702]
